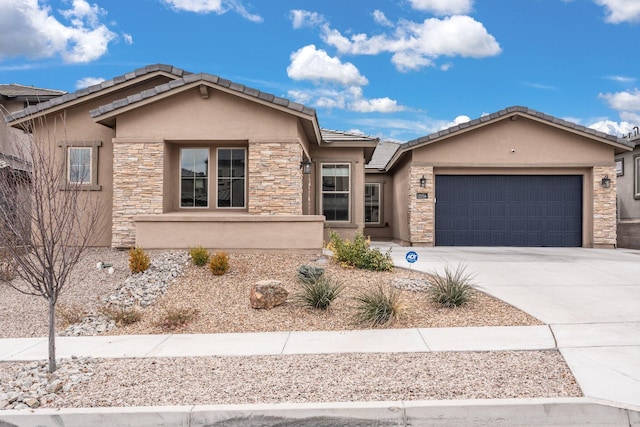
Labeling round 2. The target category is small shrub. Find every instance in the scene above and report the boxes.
[129,247,150,274]
[56,303,86,327]
[99,305,142,326]
[297,264,325,284]
[189,246,210,267]
[353,285,403,326]
[427,264,476,308]
[158,306,198,330]
[0,248,15,281]
[296,276,344,310]
[209,251,229,275]
[327,230,393,272]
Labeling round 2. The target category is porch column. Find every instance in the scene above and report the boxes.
[112,139,164,248]
[247,140,303,215]
[408,166,435,245]
[593,165,617,248]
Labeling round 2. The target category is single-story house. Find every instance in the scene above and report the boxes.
[5,65,632,251]
[615,130,640,248]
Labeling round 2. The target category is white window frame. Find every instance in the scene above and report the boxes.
[67,147,92,184]
[216,147,246,209]
[180,147,210,209]
[364,182,381,225]
[321,163,351,222]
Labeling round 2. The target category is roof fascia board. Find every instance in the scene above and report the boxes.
[8,70,182,127]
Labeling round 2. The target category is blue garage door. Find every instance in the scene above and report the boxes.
[435,175,582,247]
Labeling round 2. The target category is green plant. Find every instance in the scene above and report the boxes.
[209,251,230,275]
[426,264,476,308]
[297,264,325,284]
[296,276,344,310]
[353,285,403,326]
[158,306,198,330]
[56,303,86,327]
[99,305,142,326]
[189,246,210,267]
[327,230,393,272]
[129,247,150,274]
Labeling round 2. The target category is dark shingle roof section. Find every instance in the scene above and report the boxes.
[0,84,65,99]
[90,72,316,119]
[403,106,626,150]
[6,64,191,122]
[320,128,379,143]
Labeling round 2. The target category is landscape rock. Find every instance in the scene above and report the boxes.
[250,280,288,309]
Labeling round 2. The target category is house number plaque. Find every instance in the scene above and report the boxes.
[416,193,429,199]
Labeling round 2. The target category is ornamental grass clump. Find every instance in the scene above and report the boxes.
[128,247,150,274]
[296,275,344,310]
[353,284,404,326]
[426,264,476,308]
[189,246,210,267]
[209,251,229,275]
[327,230,393,272]
[158,305,199,331]
[99,305,142,326]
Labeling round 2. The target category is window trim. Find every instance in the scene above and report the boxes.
[364,182,382,226]
[180,147,210,209]
[216,147,247,209]
[60,141,101,191]
[321,163,351,223]
[616,158,624,177]
[634,155,640,200]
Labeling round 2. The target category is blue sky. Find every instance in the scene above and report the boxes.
[1,0,639,141]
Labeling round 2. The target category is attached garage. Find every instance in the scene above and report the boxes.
[434,175,582,247]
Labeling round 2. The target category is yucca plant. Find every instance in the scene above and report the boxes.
[353,284,403,326]
[296,276,344,310]
[426,264,476,308]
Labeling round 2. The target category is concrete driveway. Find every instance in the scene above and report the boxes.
[372,244,640,408]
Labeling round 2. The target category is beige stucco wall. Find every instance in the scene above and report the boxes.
[616,149,640,219]
[391,117,618,247]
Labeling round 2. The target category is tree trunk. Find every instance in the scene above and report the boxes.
[48,299,57,373]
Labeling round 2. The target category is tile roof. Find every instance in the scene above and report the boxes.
[6,64,190,122]
[89,72,317,119]
[320,128,379,143]
[0,84,65,98]
[403,106,628,150]
[366,141,401,170]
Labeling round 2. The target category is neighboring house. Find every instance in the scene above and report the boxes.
[6,64,376,251]
[1,84,65,244]
[615,129,640,248]
[365,106,632,248]
[4,66,630,251]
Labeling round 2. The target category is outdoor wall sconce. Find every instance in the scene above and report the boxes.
[601,175,611,188]
[300,160,312,174]
[419,175,427,188]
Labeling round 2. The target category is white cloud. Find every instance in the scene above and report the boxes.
[162,0,262,22]
[287,86,405,114]
[606,75,636,83]
[595,0,640,23]
[372,10,393,27]
[123,33,133,44]
[0,0,117,63]
[408,0,473,15]
[350,97,405,113]
[589,119,636,136]
[287,45,368,86]
[321,15,501,72]
[75,76,105,89]
[290,10,325,29]
[599,88,640,111]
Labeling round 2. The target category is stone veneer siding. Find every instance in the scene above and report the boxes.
[593,165,617,247]
[112,142,164,248]
[408,166,434,245]
[248,141,303,215]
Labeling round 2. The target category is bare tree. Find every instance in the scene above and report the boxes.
[0,111,105,373]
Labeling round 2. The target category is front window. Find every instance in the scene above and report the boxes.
[322,164,350,221]
[365,183,381,224]
[181,148,209,207]
[68,147,91,184]
[217,148,246,208]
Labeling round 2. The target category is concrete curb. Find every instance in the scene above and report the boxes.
[1,397,638,426]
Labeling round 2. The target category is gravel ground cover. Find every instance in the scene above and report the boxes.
[0,248,582,409]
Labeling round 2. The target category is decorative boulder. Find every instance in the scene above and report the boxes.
[250,280,288,309]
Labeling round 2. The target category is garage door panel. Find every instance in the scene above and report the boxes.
[435,175,582,247]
